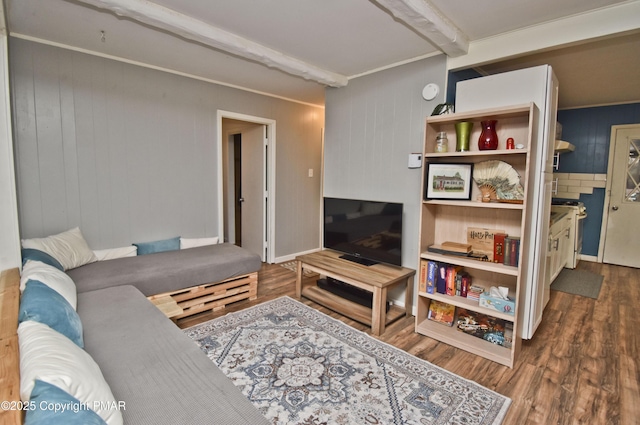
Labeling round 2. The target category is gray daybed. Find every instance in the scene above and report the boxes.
[78,284,268,424]
[72,243,267,424]
[67,243,260,296]
[68,243,261,320]
[4,242,268,424]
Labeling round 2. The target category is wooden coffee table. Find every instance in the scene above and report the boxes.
[296,250,415,336]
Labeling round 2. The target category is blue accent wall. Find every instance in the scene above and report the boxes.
[580,188,605,256]
[557,104,640,173]
[557,103,640,256]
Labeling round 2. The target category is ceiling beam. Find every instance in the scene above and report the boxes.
[372,0,469,57]
[73,0,349,87]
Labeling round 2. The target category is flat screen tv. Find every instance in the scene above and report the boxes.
[323,197,403,266]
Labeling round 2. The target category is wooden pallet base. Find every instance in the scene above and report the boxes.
[148,272,258,320]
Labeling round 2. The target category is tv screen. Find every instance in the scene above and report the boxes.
[323,197,403,266]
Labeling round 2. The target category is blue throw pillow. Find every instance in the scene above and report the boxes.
[21,248,64,271]
[19,280,84,348]
[133,236,180,255]
[25,380,107,425]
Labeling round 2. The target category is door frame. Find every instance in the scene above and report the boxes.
[598,123,640,262]
[217,110,276,263]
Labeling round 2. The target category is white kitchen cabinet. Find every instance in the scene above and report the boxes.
[548,214,571,284]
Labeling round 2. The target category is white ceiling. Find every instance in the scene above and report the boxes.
[4,0,640,108]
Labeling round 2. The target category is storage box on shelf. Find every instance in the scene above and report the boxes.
[479,290,516,316]
[416,103,534,368]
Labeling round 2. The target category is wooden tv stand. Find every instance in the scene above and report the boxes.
[295,250,415,336]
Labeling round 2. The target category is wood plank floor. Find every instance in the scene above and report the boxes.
[177,261,638,425]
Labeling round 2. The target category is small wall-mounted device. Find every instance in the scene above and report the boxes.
[422,83,440,101]
[408,153,423,169]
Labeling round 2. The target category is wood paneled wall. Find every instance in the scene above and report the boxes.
[324,56,447,276]
[0,33,20,270]
[9,38,323,259]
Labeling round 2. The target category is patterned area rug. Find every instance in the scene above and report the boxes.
[185,297,510,425]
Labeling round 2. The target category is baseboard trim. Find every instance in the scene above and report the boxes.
[579,254,598,263]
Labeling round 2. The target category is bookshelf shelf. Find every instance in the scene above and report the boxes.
[419,252,519,276]
[423,148,528,159]
[423,199,524,210]
[415,318,513,367]
[416,104,535,368]
[418,291,515,322]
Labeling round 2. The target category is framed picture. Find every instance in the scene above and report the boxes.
[425,163,474,200]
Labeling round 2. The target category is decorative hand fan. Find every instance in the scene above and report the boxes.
[473,160,524,202]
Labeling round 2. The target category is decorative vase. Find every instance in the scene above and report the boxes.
[478,120,499,150]
[454,122,473,152]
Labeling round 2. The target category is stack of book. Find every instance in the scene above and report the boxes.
[426,241,472,256]
[419,260,478,299]
[503,237,521,267]
[492,233,521,267]
[466,285,486,302]
[455,271,471,297]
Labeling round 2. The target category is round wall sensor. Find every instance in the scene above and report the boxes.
[422,83,440,101]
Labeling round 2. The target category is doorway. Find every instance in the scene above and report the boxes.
[601,124,640,268]
[218,111,276,263]
[232,133,242,246]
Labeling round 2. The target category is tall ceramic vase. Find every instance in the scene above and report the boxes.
[478,120,499,150]
[455,122,473,152]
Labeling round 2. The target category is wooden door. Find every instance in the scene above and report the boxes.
[603,124,640,268]
[240,125,266,260]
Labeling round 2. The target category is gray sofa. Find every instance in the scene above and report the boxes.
[74,243,268,424]
[78,285,268,424]
[13,243,269,425]
[68,243,261,296]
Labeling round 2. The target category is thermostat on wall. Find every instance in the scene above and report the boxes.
[408,153,422,169]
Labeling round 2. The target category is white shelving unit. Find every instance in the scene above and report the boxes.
[415,103,534,368]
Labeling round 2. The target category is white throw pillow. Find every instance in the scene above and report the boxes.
[20,260,77,310]
[93,246,138,261]
[22,227,98,271]
[180,236,219,249]
[18,321,124,425]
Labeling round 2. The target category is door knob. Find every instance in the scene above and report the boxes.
[238,198,245,203]
[612,205,619,211]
